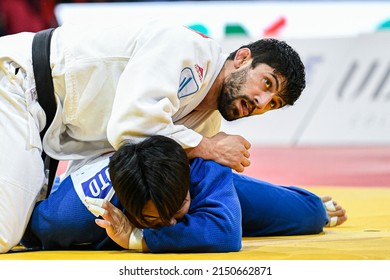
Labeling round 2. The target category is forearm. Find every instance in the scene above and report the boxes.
[185,137,209,160]
[143,218,242,253]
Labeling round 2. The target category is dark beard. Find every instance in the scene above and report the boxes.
[218,67,253,121]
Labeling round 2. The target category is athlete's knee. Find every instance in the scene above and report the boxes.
[0,184,35,253]
[0,208,25,253]
[0,231,20,253]
[0,201,24,253]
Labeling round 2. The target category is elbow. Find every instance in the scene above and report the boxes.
[214,235,242,253]
[198,235,241,253]
[227,225,242,252]
[210,223,242,253]
[0,224,24,253]
[224,231,242,252]
[0,238,13,254]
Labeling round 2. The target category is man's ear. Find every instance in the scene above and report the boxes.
[233,48,252,68]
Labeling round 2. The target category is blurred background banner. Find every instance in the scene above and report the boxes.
[53,1,390,39]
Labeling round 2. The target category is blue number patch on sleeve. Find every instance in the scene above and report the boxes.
[81,165,112,198]
[71,156,115,207]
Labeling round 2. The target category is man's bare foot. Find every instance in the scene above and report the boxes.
[322,196,348,227]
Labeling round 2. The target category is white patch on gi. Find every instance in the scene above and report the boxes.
[178,67,199,99]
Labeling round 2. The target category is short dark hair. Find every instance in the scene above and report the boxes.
[227,38,306,105]
[109,135,190,228]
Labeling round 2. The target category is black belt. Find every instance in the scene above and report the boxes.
[32,28,59,197]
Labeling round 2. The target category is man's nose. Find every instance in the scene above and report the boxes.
[254,93,273,111]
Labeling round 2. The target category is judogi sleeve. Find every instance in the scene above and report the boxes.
[233,173,328,236]
[107,20,225,150]
[143,158,242,253]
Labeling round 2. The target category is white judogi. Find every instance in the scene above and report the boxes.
[0,19,226,252]
[48,19,225,159]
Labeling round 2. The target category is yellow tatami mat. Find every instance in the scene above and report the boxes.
[1,185,389,260]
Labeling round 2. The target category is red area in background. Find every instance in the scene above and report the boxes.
[57,146,390,187]
[242,146,390,187]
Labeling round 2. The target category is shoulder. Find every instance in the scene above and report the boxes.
[189,158,233,191]
[190,157,229,175]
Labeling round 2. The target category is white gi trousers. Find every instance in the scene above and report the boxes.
[0,32,46,253]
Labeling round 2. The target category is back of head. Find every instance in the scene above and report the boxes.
[109,135,190,227]
[228,38,306,105]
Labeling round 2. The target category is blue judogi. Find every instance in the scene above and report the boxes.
[22,157,327,252]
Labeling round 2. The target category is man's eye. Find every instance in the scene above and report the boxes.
[270,100,276,109]
[263,78,271,89]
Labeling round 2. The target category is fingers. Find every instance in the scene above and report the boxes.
[323,200,336,211]
[322,196,346,217]
[233,136,251,172]
[322,196,348,227]
[229,154,251,173]
[242,148,250,159]
[232,157,251,173]
[95,218,111,229]
[240,157,251,171]
[88,204,106,216]
[241,157,251,167]
[230,152,250,172]
[85,197,118,218]
[208,132,252,172]
[233,165,244,173]
[322,196,340,214]
[326,209,348,227]
[326,216,338,227]
[85,197,106,215]
[328,206,346,218]
[85,196,105,207]
[335,214,348,226]
[237,135,251,159]
[85,196,118,211]
[242,137,251,150]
